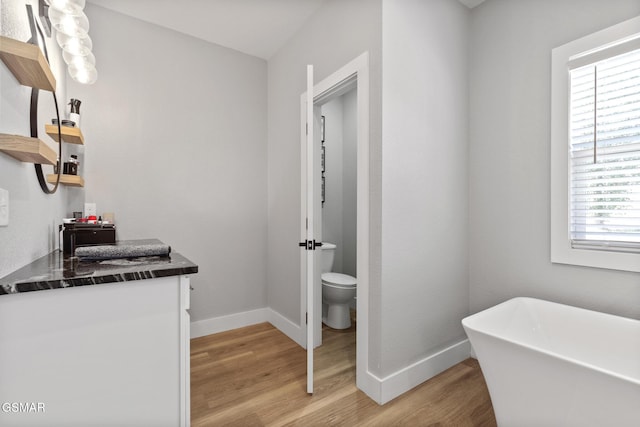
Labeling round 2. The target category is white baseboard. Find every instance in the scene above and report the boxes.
[190,308,270,338]
[366,338,471,405]
[267,309,305,347]
[190,307,304,344]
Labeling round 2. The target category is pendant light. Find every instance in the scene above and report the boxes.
[46,0,97,84]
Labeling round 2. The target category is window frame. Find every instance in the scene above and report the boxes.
[551,15,640,272]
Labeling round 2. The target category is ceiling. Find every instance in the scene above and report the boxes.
[86,0,485,60]
[86,0,326,60]
[458,0,486,8]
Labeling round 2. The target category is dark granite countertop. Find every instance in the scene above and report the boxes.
[0,239,198,295]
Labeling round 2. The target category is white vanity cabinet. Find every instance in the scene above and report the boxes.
[0,274,192,426]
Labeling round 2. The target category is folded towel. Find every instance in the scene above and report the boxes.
[75,244,171,260]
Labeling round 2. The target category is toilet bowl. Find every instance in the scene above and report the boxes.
[321,243,357,330]
[322,272,356,329]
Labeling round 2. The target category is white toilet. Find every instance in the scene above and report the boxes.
[321,242,357,329]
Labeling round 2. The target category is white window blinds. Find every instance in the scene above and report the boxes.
[569,47,640,252]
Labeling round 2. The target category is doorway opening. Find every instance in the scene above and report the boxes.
[300,52,370,396]
[319,87,357,335]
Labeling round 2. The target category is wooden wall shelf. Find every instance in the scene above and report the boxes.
[0,36,56,92]
[45,124,85,145]
[0,37,86,193]
[0,134,57,165]
[46,174,85,187]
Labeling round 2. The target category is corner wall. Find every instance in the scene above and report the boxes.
[379,0,470,399]
[468,0,640,319]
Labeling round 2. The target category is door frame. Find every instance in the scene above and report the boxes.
[299,51,370,394]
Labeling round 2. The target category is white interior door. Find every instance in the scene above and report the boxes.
[304,64,316,394]
[302,65,324,394]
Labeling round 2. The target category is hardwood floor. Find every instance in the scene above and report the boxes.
[191,319,496,426]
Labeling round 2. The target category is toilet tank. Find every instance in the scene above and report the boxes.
[321,242,336,273]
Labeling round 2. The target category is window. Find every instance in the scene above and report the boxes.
[551,16,640,272]
[569,48,640,252]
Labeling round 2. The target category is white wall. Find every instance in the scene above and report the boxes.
[266,0,383,335]
[321,96,345,272]
[0,0,81,278]
[380,0,470,377]
[320,89,357,276]
[469,0,640,320]
[68,4,268,323]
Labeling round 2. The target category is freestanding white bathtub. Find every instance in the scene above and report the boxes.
[462,297,640,427]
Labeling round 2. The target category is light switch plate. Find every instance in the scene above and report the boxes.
[0,188,8,227]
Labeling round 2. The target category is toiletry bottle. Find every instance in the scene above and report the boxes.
[69,99,81,127]
[69,155,79,175]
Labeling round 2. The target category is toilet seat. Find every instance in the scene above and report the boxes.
[321,272,356,288]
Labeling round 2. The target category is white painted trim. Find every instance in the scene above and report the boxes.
[352,52,372,403]
[190,307,305,344]
[190,308,269,338]
[268,309,305,347]
[550,15,640,273]
[366,339,471,405]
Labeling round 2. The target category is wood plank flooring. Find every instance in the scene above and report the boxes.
[191,319,496,426]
